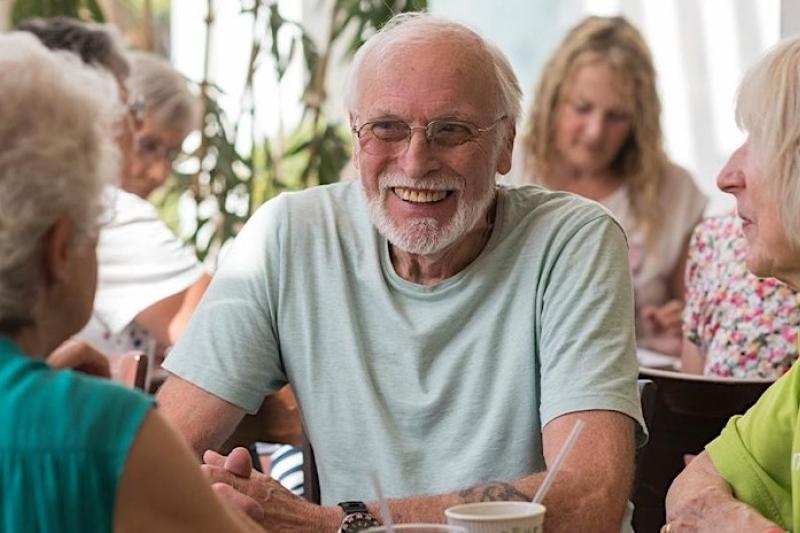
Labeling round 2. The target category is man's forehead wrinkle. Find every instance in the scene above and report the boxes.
[364,53,494,94]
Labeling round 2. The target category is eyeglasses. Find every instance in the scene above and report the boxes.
[351,115,507,155]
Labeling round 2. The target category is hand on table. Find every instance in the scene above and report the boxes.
[642,300,683,332]
[48,340,110,378]
[202,447,339,531]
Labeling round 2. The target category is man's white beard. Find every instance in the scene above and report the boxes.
[363,172,496,255]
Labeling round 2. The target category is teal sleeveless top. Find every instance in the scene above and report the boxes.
[0,336,154,532]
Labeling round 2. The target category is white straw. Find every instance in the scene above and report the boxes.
[370,470,395,532]
[532,419,585,504]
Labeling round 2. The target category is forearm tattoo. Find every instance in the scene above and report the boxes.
[458,482,531,503]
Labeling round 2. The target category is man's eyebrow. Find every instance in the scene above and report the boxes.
[431,114,476,122]
[360,112,405,122]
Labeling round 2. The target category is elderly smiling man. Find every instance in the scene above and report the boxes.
[158,12,644,533]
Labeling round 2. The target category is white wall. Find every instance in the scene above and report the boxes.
[782,0,800,37]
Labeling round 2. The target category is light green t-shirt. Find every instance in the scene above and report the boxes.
[707,355,800,531]
[165,182,645,505]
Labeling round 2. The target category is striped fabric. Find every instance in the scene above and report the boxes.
[269,444,304,496]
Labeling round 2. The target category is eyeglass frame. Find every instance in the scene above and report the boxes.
[350,115,508,153]
[133,132,182,164]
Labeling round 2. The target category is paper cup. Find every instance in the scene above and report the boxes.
[363,526,466,533]
[445,501,545,533]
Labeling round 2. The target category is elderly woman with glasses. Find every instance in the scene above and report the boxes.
[18,18,212,378]
[664,36,800,533]
[0,32,261,531]
[73,49,213,378]
[124,51,198,200]
[512,16,707,355]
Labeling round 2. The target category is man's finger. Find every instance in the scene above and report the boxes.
[212,482,265,524]
[224,446,254,477]
[203,449,226,467]
[201,463,240,489]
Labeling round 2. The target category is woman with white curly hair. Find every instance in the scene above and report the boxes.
[665,36,800,533]
[0,32,261,532]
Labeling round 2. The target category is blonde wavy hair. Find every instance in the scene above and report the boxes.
[0,33,119,333]
[737,36,800,250]
[523,16,667,245]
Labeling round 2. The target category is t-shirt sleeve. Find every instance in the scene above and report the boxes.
[653,165,708,284]
[162,196,289,413]
[538,214,646,444]
[94,191,205,333]
[705,362,800,528]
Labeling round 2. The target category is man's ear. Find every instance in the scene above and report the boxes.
[496,123,516,176]
[349,112,360,170]
[42,216,73,286]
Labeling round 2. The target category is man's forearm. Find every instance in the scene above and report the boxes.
[364,480,529,525]
[157,375,245,455]
[351,413,635,532]
[355,472,627,533]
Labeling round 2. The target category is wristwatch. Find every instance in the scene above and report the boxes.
[337,501,380,533]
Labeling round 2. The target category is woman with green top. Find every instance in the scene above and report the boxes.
[664,36,800,533]
[0,32,261,532]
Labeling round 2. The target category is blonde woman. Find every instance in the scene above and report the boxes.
[665,36,800,532]
[514,16,707,354]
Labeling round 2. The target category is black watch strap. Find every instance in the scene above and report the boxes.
[337,501,380,533]
[339,501,370,514]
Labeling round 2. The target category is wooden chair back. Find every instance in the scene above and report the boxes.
[632,367,773,532]
[109,351,149,391]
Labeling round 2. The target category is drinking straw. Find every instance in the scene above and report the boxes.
[370,470,395,533]
[532,419,585,504]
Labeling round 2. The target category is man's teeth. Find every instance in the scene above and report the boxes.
[394,187,448,203]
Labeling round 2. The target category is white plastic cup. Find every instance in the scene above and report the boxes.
[363,526,466,533]
[444,501,546,533]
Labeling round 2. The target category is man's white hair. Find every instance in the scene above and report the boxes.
[0,32,120,333]
[344,12,522,127]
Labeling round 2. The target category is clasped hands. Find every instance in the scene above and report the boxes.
[202,447,340,531]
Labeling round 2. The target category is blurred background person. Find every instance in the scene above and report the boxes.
[512,16,707,355]
[0,31,261,532]
[18,17,211,382]
[19,16,303,488]
[75,49,212,379]
[681,213,800,378]
[665,36,800,532]
[124,50,198,199]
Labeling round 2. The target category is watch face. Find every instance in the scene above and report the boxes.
[351,516,376,528]
[341,511,380,532]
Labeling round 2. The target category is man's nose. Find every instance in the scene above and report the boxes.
[396,129,442,179]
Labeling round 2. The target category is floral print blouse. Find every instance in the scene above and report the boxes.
[683,215,800,378]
